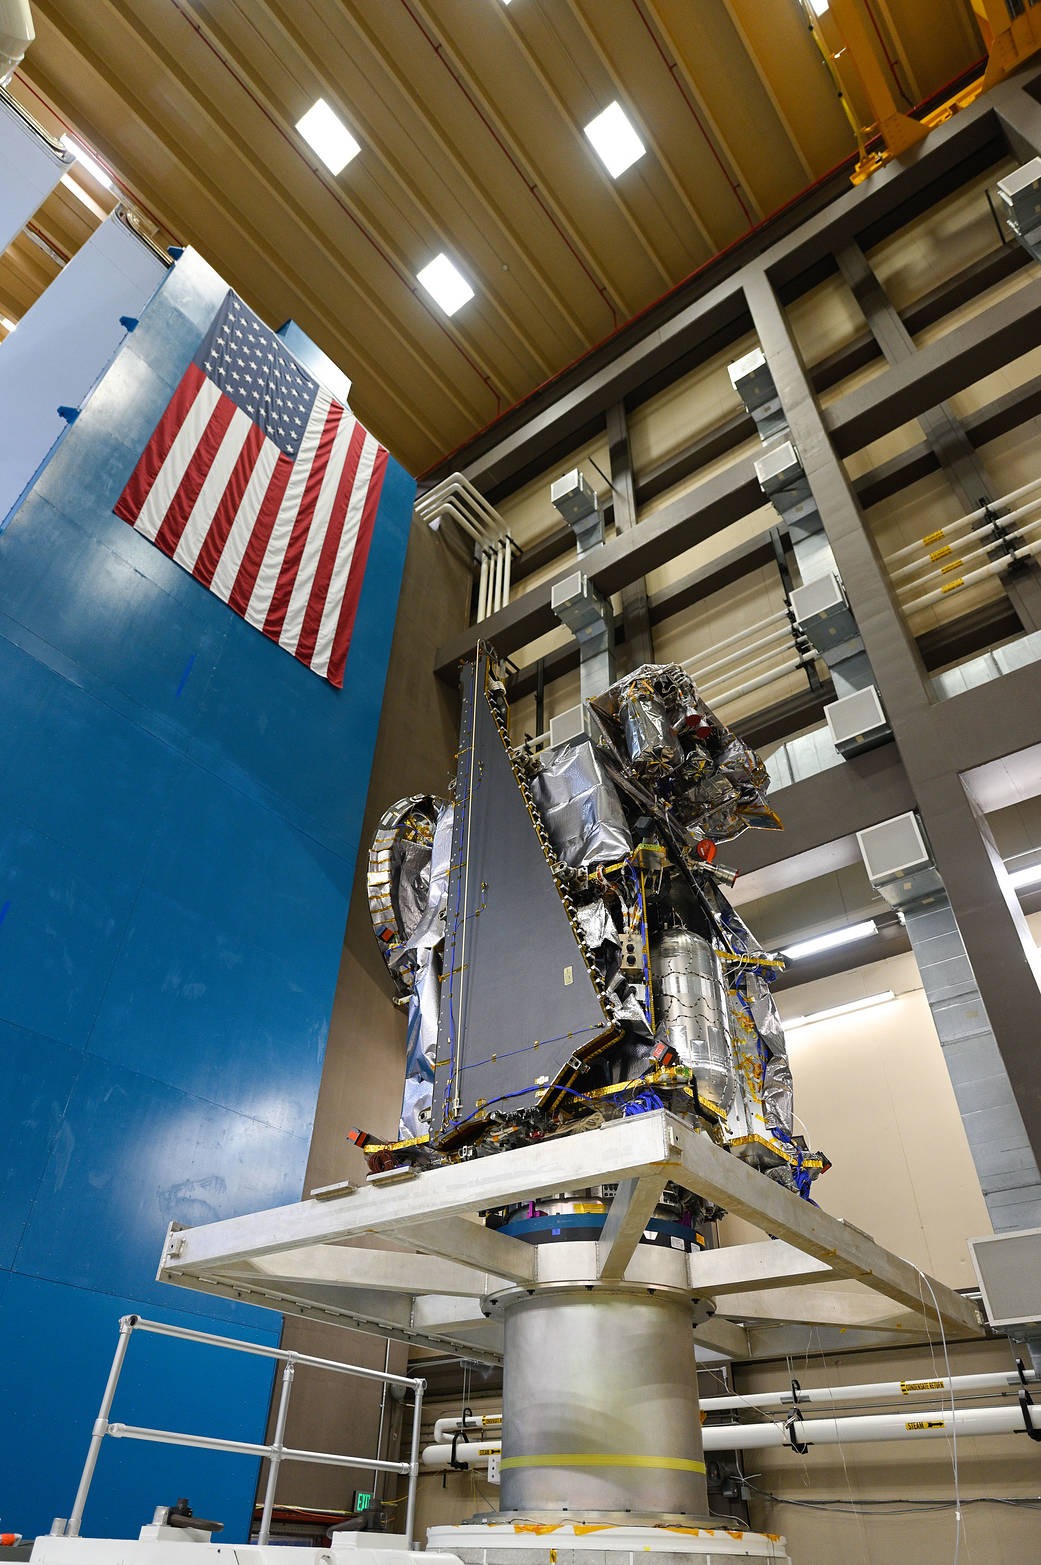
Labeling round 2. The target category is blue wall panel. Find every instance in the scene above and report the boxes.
[0,249,414,1540]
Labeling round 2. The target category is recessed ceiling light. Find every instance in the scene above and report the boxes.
[1009,862,1041,891]
[60,134,113,190]
[781,920,878,961]
[417,252,475,316]
[295,98,361,174]
[583,100,646,179]
[785,990,896,1030]
[1,315,17,332]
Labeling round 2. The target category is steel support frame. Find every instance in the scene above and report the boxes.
[743,265,1041,1169]
[159,1110,981,1370]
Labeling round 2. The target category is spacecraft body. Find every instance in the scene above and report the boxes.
[366,648,825,1206]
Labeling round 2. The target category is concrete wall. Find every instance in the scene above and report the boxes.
[0,249,414,1541]
[265,510,472,1514]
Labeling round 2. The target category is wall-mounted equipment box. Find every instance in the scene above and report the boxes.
[857,811,944,908]
[969,1227,1041,1329]
[789,572,859,656]
[825,684,891,758]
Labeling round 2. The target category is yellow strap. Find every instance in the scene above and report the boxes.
[500,1454,706,1474]
[940,577,964,593]
[921,528,944,545]
[929,544,952,561]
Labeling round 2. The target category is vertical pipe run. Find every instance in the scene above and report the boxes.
[502,535,513,608]
[67,1315,137,1536]
[493,539,505,615]
[257,1361,295,1546]
[404,1379,426,1546]
[371,1339,392,1504]
[477,550,490,622]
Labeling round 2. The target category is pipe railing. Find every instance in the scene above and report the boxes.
[60,1315,426,1548]
[420,1394,1041,1468]
[901,533,1041,614]
[883,475,1041,567]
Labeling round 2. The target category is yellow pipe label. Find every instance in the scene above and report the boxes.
[500,1454,707,1474]
[900,1379,943,1393]
[905,1419,944,1430]
[929,544,952,560]
[921,529,945,545]
[940,578,964,593]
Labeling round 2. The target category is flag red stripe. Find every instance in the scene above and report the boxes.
[262,401,343,640]
[327,445,389,688]
[151,395,237,557]
[191,420,268,590]
[114,361,207,525]
[227,454,294,616]
[293,421,367,666]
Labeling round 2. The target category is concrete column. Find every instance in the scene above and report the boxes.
[745,265,1041,1167]
[606,401,654,671]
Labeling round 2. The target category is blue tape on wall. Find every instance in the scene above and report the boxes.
[0,248,415,1540]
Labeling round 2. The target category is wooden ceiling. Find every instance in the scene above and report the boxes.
[5,0,985,473]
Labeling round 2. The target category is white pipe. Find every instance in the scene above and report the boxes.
[889,493,1041,580]
[417,472,503,543]
[434,1413,502,1444]
[692,622,794,682]
[492,539,505,615]
[700,1366,1037,1414]
[702,654,815,707]
[698,636,804,692]
[477,550,490,622]
[502,536,513,609]
[427,498,487,545]
[884,474,1041,565]
[897,512,1041,598]
[894,506,1041,589]
[902,535,1041,614]
[420,1397,1041,1470]
[688,606,788,659]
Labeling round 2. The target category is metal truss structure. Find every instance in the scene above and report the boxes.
[159,1108,981,1367]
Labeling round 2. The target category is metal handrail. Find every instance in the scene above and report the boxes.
[59,1314,426,1548]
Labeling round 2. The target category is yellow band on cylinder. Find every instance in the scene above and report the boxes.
[500,1454,707,1473]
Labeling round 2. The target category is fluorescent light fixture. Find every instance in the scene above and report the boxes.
[295,98,361,174]
[60,174,107,221]
[417,252,474,316]
[584,100,646,179]
[1009,863,1041,892]
[786,990,896,1030]
[807,0,830,15]
[1,315,16,332]
[60,134,113,190]
[781,919,878,961]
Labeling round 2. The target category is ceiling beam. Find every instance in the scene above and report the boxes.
[423,72,1011,492]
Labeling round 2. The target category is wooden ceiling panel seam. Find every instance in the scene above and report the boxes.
[240,2,589,368]
[24,12,455,454]
[91,0,503,430]
[720,0,815,182]
[391,0,637,329]
[637,0,763,225]
[494,0,674,287]
[564,0,720,255]
[172,1,539,407]
[868,0,921,105]
[159,0,514,416]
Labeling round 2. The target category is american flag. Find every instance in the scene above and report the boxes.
[115,291,388,687]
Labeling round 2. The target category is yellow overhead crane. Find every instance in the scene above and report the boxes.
[802,0,1041,184]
